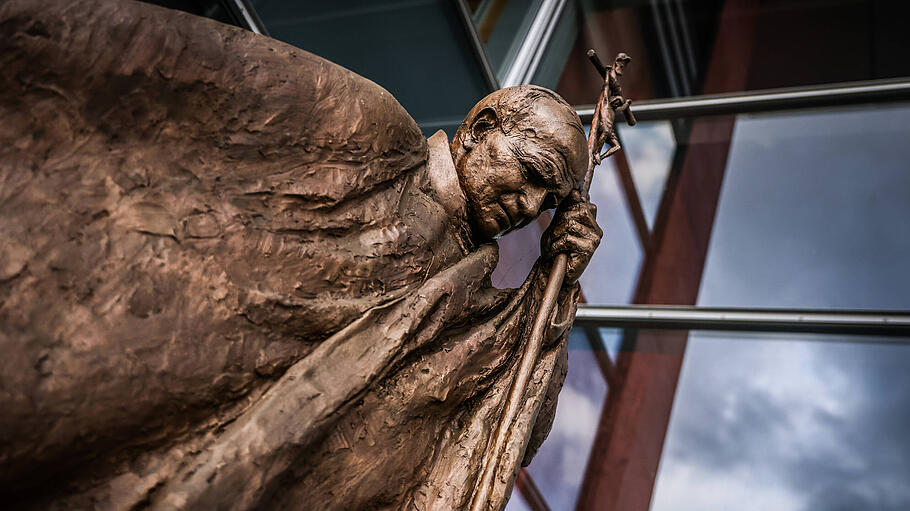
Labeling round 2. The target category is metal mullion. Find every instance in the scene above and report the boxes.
[453,0,501,92]
[576,78,910,122]
[582,326,621,388]
[611,144,651,251]
[500,0,568,87]
[515,468,552,511]
[225,0,269,35]
[575,305,910,338]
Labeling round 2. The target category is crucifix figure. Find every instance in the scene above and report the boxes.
[587,50,637,165]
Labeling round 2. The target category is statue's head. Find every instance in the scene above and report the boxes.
[451,85,588,240]
[613,53,631,75]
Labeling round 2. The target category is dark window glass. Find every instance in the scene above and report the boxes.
[580,103,910,309]
[140,0,241,28]
[250,0,491,137]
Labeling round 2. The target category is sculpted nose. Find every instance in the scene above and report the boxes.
[521,186,548,216]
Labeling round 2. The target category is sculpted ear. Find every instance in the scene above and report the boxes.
[465,107,498,150]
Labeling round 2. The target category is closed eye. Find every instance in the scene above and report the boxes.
[540,191,560,212]
[522,161,553,189]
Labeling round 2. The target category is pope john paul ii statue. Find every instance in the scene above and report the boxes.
[0,1,605,509]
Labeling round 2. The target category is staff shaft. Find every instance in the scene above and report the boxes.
[469,253,567,511]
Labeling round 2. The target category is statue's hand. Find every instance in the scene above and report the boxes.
[541,190,602,284]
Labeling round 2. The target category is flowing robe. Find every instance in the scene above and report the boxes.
[0,1,577,509]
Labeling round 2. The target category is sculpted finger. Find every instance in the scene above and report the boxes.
[549,236,571,255]
[553,234,597,256]
[559,205,591,227]
[550,235,589,256]
[566,252,590,282]
[565,218,602,241]
[563,204,598,231]
[565,219,585,237]
[564,189,584,207]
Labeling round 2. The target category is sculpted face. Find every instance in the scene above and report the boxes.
[452,86,588,240]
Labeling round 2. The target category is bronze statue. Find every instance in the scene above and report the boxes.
[0,1,609,509]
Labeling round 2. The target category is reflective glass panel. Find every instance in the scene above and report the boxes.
[521,328,610,509]
[250,0,490,137]
[619,120,675,229]
[529,326,910,511]
[504,488,533,511]
[140,0,240,26]
[579,102,910,309]
[492,221,546,289]
[652,330,910,511]
[534,0,910,104]
[578,131,644,304]
[698,103,910,309]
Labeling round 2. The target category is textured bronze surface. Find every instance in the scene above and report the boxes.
[0,1,600,509]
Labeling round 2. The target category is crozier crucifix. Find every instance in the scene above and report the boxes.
[0,1,633,509]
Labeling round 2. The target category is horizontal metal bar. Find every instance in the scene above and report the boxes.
[575,305,910,337]
[576,78,910,122]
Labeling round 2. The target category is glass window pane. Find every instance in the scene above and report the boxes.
[504,487,533,511]
[140,0,240,27]
[492,221,546,289]
[652,330,910,511]
[533,0,910,104]
[619,120,675,229]
[524,328,610,510]
[250,0,490,137]
[579,156,644,304]
[556,326,910,511]
[698,103,910,309]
